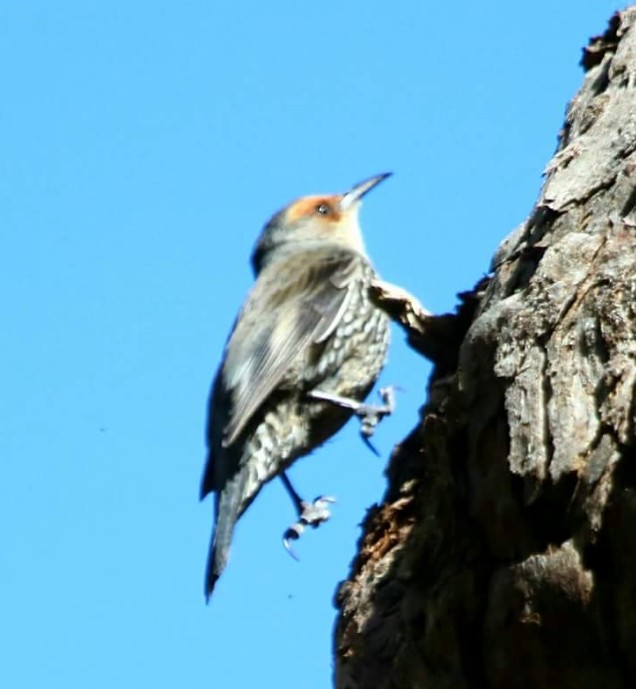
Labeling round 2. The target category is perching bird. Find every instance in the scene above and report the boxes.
[200,173,392,599]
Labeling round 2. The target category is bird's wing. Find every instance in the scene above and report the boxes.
[219,250,361,448]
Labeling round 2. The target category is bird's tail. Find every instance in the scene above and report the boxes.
[204,465,249,601]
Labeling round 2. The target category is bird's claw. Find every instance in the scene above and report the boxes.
[362,434,380,457]
[357,386,395,438]
[308,386,396,448]
[283,496,336,561]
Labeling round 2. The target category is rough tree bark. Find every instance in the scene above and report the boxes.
[334,9,636,689]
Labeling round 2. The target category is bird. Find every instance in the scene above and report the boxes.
[200,172,392,600]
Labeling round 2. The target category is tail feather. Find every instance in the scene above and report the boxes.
[204,466,249,601]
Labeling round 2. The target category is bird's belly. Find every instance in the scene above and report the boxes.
[238,302,389,515]
[310,300,389,394]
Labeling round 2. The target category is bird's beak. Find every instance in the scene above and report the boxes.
[339,172,392,211]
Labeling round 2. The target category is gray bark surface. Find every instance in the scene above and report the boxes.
[335,9,636,689]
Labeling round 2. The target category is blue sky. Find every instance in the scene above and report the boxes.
[0,2,621,687]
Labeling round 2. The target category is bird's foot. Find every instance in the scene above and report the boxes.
[308,386,396,454]
[283,496,336,561]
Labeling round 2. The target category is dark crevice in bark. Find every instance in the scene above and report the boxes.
[540,341,554,476]
[619,184,636,217]
[524,473,578,544]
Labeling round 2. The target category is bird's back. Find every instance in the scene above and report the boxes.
[202,247,389,507]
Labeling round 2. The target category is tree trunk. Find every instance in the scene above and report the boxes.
[334,8,636,689]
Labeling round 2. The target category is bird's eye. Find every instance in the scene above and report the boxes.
[316,203,331,215]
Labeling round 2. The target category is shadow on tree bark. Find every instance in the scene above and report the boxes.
[335,8,636,689]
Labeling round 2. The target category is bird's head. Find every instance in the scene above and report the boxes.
[251,172,391,273]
